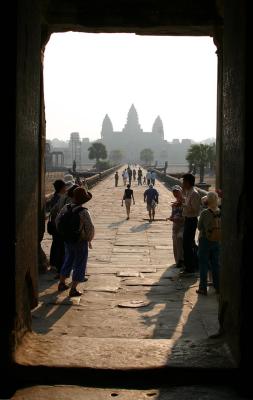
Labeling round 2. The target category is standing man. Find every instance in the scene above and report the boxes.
[181,173,201,274]
[137,167,143,185]
[144,184,159,222]
[146,170,151,185]
[114,171,119,187]
[151,170,156,186]
[128,167,133,185]
[133,168,137,182]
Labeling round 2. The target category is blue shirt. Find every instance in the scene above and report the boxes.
[144,188,159,204]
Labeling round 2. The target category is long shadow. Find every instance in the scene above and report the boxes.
[108,219,126,229]
[32,287,73,334]
[130,222,151,232]
[137,265,232,375]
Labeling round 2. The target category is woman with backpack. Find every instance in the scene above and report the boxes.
[196,191,221,296]
[56,187,94,297]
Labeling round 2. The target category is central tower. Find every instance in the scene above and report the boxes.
[122,104,143,135]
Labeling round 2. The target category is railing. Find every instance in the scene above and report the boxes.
[45,164,121,201]
[153,169,208,198]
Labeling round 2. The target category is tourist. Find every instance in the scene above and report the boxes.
[144,184,159,222]
[133,168,137,182]
[196,192,221,295]
[137,168,143,185]
[47,180,66,277]
[169,185,184,268]
[56,187,94,297]
[115,171,119,187]
[151,170,156,185]
[143,176,146,185]
[121,184,135,220]
[128,167,133,185]
[181,173,201,274]
[146,170,151,185]
[46,179,66,213]
[122,169,128,186]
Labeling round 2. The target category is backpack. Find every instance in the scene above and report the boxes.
[56,204,85,243]
[206,209,221,242]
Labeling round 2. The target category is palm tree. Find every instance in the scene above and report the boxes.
[88,142,107,163]
[186,144,210,182]
[140,148,154,164]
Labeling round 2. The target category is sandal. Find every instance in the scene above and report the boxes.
[69,288,83,297]
[196,288,207,296]
[58,282,69,292]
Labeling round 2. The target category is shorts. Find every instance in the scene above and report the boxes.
[125,198,132,210]
[147,202,156,212]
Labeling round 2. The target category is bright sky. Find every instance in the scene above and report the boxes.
[44,32,217,143]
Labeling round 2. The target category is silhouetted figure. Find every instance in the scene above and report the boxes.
[133,169,136,181]
[128,167,133,185]
[115,171,119,187]
[137,168,142,185]
[73,160,76,173]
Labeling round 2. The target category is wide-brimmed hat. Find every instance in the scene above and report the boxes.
[65,181,75,190]
[73,187,92,205]
[64,174,75,184]
[172,185,182,192]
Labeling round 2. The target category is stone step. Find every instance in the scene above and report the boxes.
[15,333,235,371]
[12,385,244,400]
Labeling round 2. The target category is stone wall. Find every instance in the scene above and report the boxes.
[221,0,249,369]
[15,0,42,345]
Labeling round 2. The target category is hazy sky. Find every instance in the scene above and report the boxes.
[44,32,217,143]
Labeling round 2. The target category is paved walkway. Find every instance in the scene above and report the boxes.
[15,167,233,371]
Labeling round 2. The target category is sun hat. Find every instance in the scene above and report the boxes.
[172,185,182,192]
[73,187,92,205]
[64,174,75,184]
[65,181,75,191]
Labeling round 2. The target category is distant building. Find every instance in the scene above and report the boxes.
[100,104,192,164]
[47,105,195,168]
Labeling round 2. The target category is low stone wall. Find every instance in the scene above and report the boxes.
[46,165,121,201]
[85,165,121,189]
[153,169,208,198]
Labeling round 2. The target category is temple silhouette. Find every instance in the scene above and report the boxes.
[100,104,192,163]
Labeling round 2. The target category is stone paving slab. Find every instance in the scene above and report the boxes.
[33,166,230,370]
[12,385,247,400]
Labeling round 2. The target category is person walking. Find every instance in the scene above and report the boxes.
[56,187,95,297]
[181,173,201,274]
[114,171,119,187]
[137,168,143,185]
[122,184,135,220]
[122,169,128,186]
[146,170,151,185]
[169,185,184,268]
[196,192,221,295]
[133,168,137,182]
[144,184,159,222]
[128,167,133,185]
[151,170,156,186]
